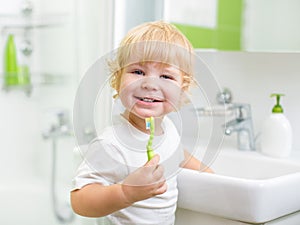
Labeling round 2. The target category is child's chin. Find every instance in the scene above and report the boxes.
[133,110,159,119]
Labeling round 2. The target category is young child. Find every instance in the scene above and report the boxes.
[71,21,211,225]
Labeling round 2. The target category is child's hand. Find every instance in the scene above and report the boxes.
[121,154,167,204]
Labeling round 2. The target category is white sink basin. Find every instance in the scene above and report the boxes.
[177,148,300,223]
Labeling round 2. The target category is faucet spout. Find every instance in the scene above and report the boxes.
[224,104,255,151]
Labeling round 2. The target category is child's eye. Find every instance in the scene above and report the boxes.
[132,70,145,76]
[160,74,173,80]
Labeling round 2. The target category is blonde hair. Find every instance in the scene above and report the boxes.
[109,21,194,97]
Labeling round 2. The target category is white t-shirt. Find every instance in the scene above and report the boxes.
[72,115,184,225]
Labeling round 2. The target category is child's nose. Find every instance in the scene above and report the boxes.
[141,77,159,91]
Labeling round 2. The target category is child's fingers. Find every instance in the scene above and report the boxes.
[152,164,164,180]
[154,181,168,195]
[144,154,160,167]
[145,155,165,181]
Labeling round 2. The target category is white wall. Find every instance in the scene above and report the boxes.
[0,1,113,224]
[113,0,163,47]
[195,50,300,152]
[242,0,300,52]
[0,0,77,178]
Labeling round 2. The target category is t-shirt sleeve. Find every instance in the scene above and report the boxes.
[71,138,129,191]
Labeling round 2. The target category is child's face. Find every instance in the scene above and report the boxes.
[119,62,184,119]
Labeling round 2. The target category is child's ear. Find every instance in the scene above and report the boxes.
[178,90,191,108]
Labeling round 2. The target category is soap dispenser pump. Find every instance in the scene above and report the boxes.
[261,94,292,158]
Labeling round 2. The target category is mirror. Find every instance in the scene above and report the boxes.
[164,0,300,52]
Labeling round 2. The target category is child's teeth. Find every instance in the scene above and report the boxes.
[143,98,154,102]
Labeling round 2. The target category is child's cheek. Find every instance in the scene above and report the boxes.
[164,85,183,110]
[119,76,138,94]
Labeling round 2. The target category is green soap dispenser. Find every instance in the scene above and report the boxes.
[261,94,292,158]
[3,34,19,86]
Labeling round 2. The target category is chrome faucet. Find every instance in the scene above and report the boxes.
[42,110,73,139]
[224,104,255,151]
[42,109,74,223]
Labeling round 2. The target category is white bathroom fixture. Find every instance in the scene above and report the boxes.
[177,148,300,223]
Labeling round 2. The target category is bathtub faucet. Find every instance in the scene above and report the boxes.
[42,109,74,223]
[42,110,73,139]
[224,103,255,151]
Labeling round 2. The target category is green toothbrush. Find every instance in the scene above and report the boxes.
[145,117,155,161]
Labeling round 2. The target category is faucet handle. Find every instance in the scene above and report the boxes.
[42,108,73,139]
[56,110,69,126]
[216,88,232,104]
[230,103,251,120]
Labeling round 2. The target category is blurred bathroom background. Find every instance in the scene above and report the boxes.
[0,0,299,225]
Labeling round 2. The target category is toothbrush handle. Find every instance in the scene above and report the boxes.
[146,116,155,161]
[147,131,154,161]
[147,147,154,161]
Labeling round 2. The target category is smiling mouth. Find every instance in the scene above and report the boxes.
[136,97,163,103]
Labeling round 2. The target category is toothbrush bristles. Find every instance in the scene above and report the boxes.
[145,118,151,130]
